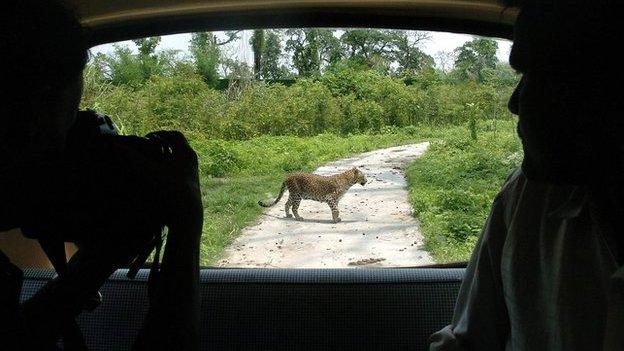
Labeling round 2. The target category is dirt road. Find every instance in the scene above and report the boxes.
[217,142,434,268]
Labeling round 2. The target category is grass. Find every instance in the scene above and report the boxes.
[406,120,522,262]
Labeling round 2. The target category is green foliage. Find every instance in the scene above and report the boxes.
[91,39,178,88]
[339,97,384,133]
[453,37,499,82]
[134,37,161,57]
[80,63,111,110]
[250,29,265,78]
[82,61,518,140]
[92,47,144,88]
[142,74,217,132]
[390,30,434,75]
[340,29,433,76]
[283,80,341,135]
[405,65,442,89]
[426,79,516,125]
[317,29,343,67]
[189,32,221,86]
[482,62,520,87]
[93,30,512,87]
[321,66,446,128]
[341,29,393,68]
[224,82,283,138]
[261,30,289,79]
[286,29,321,77]
[193,139,241,177]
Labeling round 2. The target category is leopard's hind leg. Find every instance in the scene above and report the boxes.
[292,196,304,221]
[284,197,293,218]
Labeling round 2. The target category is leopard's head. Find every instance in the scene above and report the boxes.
[352,167,367,186]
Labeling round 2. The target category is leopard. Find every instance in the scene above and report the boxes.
[258,167,367,223]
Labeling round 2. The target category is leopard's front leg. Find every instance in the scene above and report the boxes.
[328,199,341,223]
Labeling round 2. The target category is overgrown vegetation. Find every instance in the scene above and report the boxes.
[82,30,522,265]
[83,64,515,141]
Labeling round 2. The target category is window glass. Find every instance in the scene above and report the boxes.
[84,29,521,268]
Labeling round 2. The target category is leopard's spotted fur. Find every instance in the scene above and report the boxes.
[258,167,367,223]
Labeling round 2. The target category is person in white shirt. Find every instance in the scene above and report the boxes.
[429,0,622,350]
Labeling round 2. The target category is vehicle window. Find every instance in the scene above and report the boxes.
[84,29,521,268]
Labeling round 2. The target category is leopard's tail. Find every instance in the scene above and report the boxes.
[258,181,287,207]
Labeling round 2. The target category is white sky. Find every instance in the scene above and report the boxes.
[91,30,512,70]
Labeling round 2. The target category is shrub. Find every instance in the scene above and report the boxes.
[198,140,241,178]
[283,80,341,136]
[144,74,217,132]
[224,82,286,136]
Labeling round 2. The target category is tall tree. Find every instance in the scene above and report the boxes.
[435,50,456,73]
[189,33,220,85]
[340,29,395,68]
[134,37,161,57]
[317,29,343,68]
[261,30,288,79]
[189,31,240,85]
[132,36,162,80]
[285,29,321,77]
[94,45,144,87]
[453,37,498,81]
[250,29,265,79]
[391,31,434,75]
[95,38,177,87]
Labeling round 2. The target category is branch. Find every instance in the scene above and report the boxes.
[217,30,242,46]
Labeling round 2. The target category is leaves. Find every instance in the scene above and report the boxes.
[189,32,221,86]
[453,37,499,82]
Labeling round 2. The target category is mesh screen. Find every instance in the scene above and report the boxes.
[21,268,463,351]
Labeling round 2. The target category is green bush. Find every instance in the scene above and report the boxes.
[197,140,242,178]
[144,74,213,131]
[359,100,385,132]
[282,80,341,136]
[224,82,284,137]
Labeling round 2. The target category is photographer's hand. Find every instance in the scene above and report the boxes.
[146,131,203,230]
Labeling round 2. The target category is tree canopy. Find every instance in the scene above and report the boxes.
[91,30,507,86]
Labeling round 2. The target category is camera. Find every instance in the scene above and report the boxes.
[73,109,120,137]
[22,109,167,278]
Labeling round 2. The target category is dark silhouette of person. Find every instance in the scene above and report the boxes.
[430,0,622,350]
[1,1,202,350]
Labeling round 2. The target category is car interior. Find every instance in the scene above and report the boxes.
[7,1,518,350]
